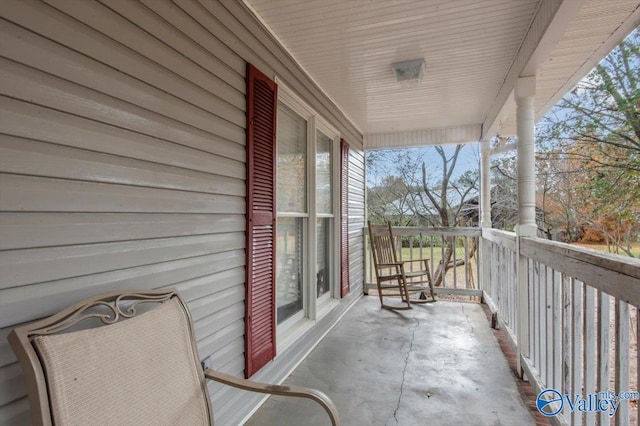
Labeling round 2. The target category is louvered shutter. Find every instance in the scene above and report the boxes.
[245,64,277,378]
[340,139,350,297]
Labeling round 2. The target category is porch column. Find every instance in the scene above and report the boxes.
[515,76,536,377]
[516,76,537,235]
[479,140,492,308]
[480,140,492,228]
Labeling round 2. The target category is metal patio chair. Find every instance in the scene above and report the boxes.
[8,289,339,426]
[368,221,436,310]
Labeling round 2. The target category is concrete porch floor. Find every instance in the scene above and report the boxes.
[246,296,535,426]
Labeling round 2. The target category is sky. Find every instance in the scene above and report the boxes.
[366,143,480,188]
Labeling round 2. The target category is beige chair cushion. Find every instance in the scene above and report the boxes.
[34,298,210,426]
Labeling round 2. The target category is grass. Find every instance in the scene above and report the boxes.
[398,246,470,265]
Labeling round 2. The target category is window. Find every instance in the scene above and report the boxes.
[315,130,333,303]
[275,84,340,339]
[276,102,307,326]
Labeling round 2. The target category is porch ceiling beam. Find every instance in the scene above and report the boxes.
[364,124,482,150]
[481,0,585,141]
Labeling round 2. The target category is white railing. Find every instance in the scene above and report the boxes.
[481,229,640,426]
[481,229,518,336]
[364,226,481,296]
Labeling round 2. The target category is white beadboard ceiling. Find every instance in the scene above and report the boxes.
[244,0,640,149]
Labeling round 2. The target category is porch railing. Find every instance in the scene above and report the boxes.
[364,226,481,296]
[481,228,640,426]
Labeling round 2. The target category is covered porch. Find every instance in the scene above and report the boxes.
[1,1,639,425]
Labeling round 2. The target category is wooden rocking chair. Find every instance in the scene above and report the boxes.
[8,289,339,426]
[368,221,436,310]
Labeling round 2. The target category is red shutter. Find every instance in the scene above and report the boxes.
[340,139,350,297]
[245,64,277,378]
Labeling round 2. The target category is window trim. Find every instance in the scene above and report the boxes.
[274,80,341,347]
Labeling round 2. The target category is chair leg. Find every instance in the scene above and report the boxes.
[377,288,385,308]
[399,278,412,309]
[428,266,435,300]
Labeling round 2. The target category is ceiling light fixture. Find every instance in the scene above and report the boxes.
[391,58,425,87]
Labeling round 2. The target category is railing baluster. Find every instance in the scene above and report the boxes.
[500,241,504,316]
[583,286,596,426]
[540,263,547,383]
[597,290,610,426]
[615,298,630,424]
[572,278,583,426]
[453,235,457,288]
[531,260,538,368]
[475,235,480,293]
[419,232,424,276]
[430,235,435,283]
[497,245,503,313]
[553,269,562,392]
[511,249,517,332]
[441,234,445,287]
[563,273,572,425]
[546,265,553,387]
[408,234,414,274]
[464,236,469,289]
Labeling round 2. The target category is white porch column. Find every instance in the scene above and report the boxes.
[516,76,537,235]
[480,141,492,228]
[479,140,492,306]
[515,76,536,377]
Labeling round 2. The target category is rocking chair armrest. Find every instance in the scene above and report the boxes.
[375,262,404,268]
[204,369,340,426]
[402,258,432,271]
[402,258,430,264]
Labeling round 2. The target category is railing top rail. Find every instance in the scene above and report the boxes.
[521,237,640,306]
[384,226,481,237]
[481,228,516,240]
[481,228,517,251]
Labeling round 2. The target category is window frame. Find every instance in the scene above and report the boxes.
[275,80,341,348]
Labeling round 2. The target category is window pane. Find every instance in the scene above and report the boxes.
[276,217,304,324]
[277,102,307,213]
[316,131,333,214]
[316,218,331,298]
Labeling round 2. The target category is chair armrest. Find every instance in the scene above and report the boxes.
[204,369,340,426]
[403,259,432,271]
[375,262,404,267]
[402,258,429,264]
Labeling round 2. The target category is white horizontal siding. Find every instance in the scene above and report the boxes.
[0,0,250,422]
[0,1,364,425]
[0,174,244,214]
[0,213,244,250]
[1,97,244,177]
[0,235,244,291]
